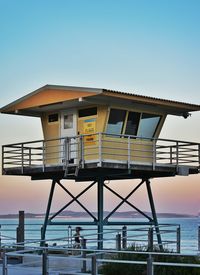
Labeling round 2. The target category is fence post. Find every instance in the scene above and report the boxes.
[98,133,102,167]
[176,225,181,253]
[128,136,131,170]
[65,137,69,165]
[176,141,179,170]
[91,255,97,275]
[68,225,72,248]
[41,226,44,242]
[122,226,127,249]
[147,254,154,275]
[148,227,154,251]
[198,144,200,167]
[0,224,1,249]
[2,249,7,275]
[29,147,32,166]
[152,139,156,170]
[198,226,200,251]
[16,210,24,250]
[170,146,173,164]
[2,145,5,175]
[81,238,87,273]
[116,233,121,251]
[80,136,85,168]
[42,141,45,172]
[21,143,24,174]
[42,245,49,275]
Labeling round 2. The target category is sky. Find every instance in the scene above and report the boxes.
[0,0,200,216]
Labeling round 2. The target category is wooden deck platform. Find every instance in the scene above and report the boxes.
[2,161,199,181]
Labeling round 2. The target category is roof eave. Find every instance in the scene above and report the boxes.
[0,85,103,113]
[102,90,200,113]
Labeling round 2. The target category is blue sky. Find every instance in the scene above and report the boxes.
[0,0,200,214]
[1,0,200,103]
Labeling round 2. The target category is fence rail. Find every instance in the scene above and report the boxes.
[1,242,200,275]
[2,133,200,173]
[1,222,200,254]
[1,223,200,274]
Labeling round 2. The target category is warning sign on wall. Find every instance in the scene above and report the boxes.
[83,118,96,145]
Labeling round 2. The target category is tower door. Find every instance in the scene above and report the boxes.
[60,109,77,164]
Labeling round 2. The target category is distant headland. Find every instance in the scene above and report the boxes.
[0,210,197,219]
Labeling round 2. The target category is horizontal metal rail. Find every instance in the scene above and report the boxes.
[2,133,200,173]
[2,243,200,275]
[0,223,189,254]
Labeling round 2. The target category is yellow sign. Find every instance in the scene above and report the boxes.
[83,118,96,145]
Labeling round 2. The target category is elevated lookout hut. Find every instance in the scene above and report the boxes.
[1,85,200,249]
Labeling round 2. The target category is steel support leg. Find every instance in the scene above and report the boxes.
[146,179,163,251]
[41,179,56,246]
[97,178,104,250]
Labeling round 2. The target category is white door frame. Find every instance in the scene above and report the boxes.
[60,109,77,164]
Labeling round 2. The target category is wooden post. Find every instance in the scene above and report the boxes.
[122,226,127,249]
[68,225,72,248]
[16,211,24,250]
[148,227,153,251]
[176,225,181,253]
[116,233,121,251]
[147,254,154,275]
[0,224,1,250]
[42,244,49,275]
[91,255,97,275]
[2,248,7,275]
[81,238,87,273]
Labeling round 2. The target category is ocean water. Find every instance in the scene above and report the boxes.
[0,217,199,254]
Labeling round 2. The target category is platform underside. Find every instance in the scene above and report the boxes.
[2,161,199,181]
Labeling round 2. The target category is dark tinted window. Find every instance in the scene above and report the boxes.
[78,107,97,117]
[137,113,161,138]
[48,113,58,123]
[125,112,141,136]
[106,109,126,135]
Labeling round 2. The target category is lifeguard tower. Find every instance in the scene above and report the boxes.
[1,85,200,249]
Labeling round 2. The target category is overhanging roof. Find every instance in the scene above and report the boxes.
[0,84,199,117]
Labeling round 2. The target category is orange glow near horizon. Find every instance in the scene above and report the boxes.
[0,174,199,216]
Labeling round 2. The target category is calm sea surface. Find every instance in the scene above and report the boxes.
[0,217,199,254]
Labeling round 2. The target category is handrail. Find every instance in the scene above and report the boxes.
[2,240,200,275]
[3,132,200,147]
[2,133,200,173]
[0,223,183,251]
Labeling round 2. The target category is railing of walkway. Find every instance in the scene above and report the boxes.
[1,242,200,275]
[2,133,200,172]
[1,223,200,254]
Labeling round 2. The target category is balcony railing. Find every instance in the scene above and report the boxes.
[2,133,200,174]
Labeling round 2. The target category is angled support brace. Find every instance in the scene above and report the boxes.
[41,179,56,246]
[49,181,96,221]
[103,180,152,222]
[146,179,163,251]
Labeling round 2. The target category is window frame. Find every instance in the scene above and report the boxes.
[48,113,59,124]
[106,108,127,136]
[105,107,163,139]
[124,111,141,137]
[137,113,162,139]
[78,107,97,118]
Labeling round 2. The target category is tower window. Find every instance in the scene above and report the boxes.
[78,107,97,117]
[48,113,58,123]
[125,111,141,136]
[106,109,126,135]
[137,113,161,138]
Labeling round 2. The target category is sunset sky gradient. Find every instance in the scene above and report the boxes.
[0,0,200,215]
